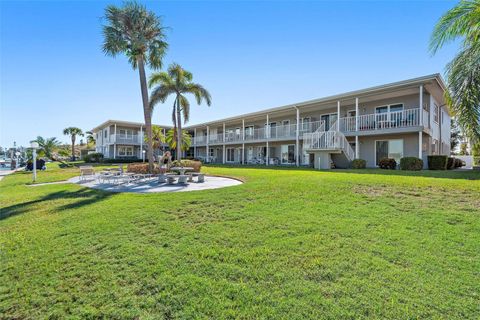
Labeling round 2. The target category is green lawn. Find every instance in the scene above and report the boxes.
[1,164,479,319]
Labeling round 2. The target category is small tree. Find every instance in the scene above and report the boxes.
[143,125,166,155]
[31,136,61,161]
[165,129,191,153]
[450,118,462,153]
[63,127,83,161]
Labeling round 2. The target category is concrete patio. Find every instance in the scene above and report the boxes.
[68,175,242,193]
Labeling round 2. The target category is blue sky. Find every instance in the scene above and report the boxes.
[0,0,457,147]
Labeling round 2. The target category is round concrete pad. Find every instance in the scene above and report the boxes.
[68,175,242,193]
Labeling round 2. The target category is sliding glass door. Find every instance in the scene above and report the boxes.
[376,139,403,166]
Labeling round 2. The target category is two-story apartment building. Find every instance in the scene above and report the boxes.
[92,74,451,169]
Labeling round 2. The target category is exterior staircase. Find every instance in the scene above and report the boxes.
[303,121,355,167]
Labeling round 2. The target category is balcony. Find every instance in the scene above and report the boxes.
[111,134,141,145]
[192,110,428,147]
[339,108,426,133]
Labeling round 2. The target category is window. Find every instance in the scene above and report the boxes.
[375,139,403,166]
[301,117,311,131]
[433,104,439,123]
[119,129,133,138]
[375,103,404,114]
[281,144,295,164]
[118,146,134,157]
[104,130,107,138]
[432,139,439,155]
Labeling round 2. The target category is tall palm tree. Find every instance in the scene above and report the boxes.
[102,1,168,172]
[63,127,83,161]
[430,0,480,143]
[149,63,211,160]
[31,136,61,161]
[165,129,191,153]
[143,125,166,154]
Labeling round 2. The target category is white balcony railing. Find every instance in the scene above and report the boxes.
[339,108,422,132]
[111,134,141,144]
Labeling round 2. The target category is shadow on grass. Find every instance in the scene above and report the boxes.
[204,164,480,180]
[0,188,114,221]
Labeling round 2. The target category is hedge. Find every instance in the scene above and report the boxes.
[427,155,448,170]
[171,160,202,172]
[378,158,396,170]
[102,158,143,164]
[399,157,423,171]
[447,157,455,170]
[83,153,104,163]
[351,159,366,169]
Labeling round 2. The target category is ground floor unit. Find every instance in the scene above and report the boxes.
[191,131,445,169]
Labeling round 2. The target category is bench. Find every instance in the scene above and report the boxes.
[188,172,205,183]
[79,166,95,181]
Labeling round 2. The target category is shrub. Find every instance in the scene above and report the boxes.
[83,153,104,163]
[427,155,448,170]
[447,157,455,170]
[455,158,466,168]
[126,163,161,174]
[378,158,396,170]
[474,156,480,166]
[351,159,366,169]
[399,157,423,171]
[171,160,202,172]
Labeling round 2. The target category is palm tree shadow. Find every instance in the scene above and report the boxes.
[1,188,114,221]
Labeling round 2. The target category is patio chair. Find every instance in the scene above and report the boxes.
[79,166,95,181]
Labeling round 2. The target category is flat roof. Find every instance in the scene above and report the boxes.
[92,74,446,132]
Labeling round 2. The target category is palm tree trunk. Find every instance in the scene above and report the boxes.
[138,58,154,173]
[71,136,76,161]
[176,97,182,161]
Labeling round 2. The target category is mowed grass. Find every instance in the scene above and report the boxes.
[0,164,479,319]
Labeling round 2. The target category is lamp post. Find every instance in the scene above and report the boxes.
[142,149,146,163]
[30,141,39,182]
[15,151,20,168]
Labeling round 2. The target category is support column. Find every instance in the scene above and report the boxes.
[113,124,117,159]
[337,101,341,131]
[266,114,269,166]
[222,123,226,164]
[242,119,245,164]
[140,125,143,159]
[418,131,423,159]
[295,107,300,166]
[419,85,424,127]
[355,98,359,159]
[355,136,359,159]
[355,98,359,131]
[206,126,209,163]
[194,128,197,158]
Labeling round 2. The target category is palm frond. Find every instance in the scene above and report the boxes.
[430,0,480,54]
[445,42,480,142]
[178,95,191,124]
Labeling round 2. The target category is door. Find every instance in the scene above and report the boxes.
[321,114,338,131]
[281,145,295,164]
[375,140,389,166]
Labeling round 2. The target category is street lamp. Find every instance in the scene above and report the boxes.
[30,141,39,182]
[142,149,146,163]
